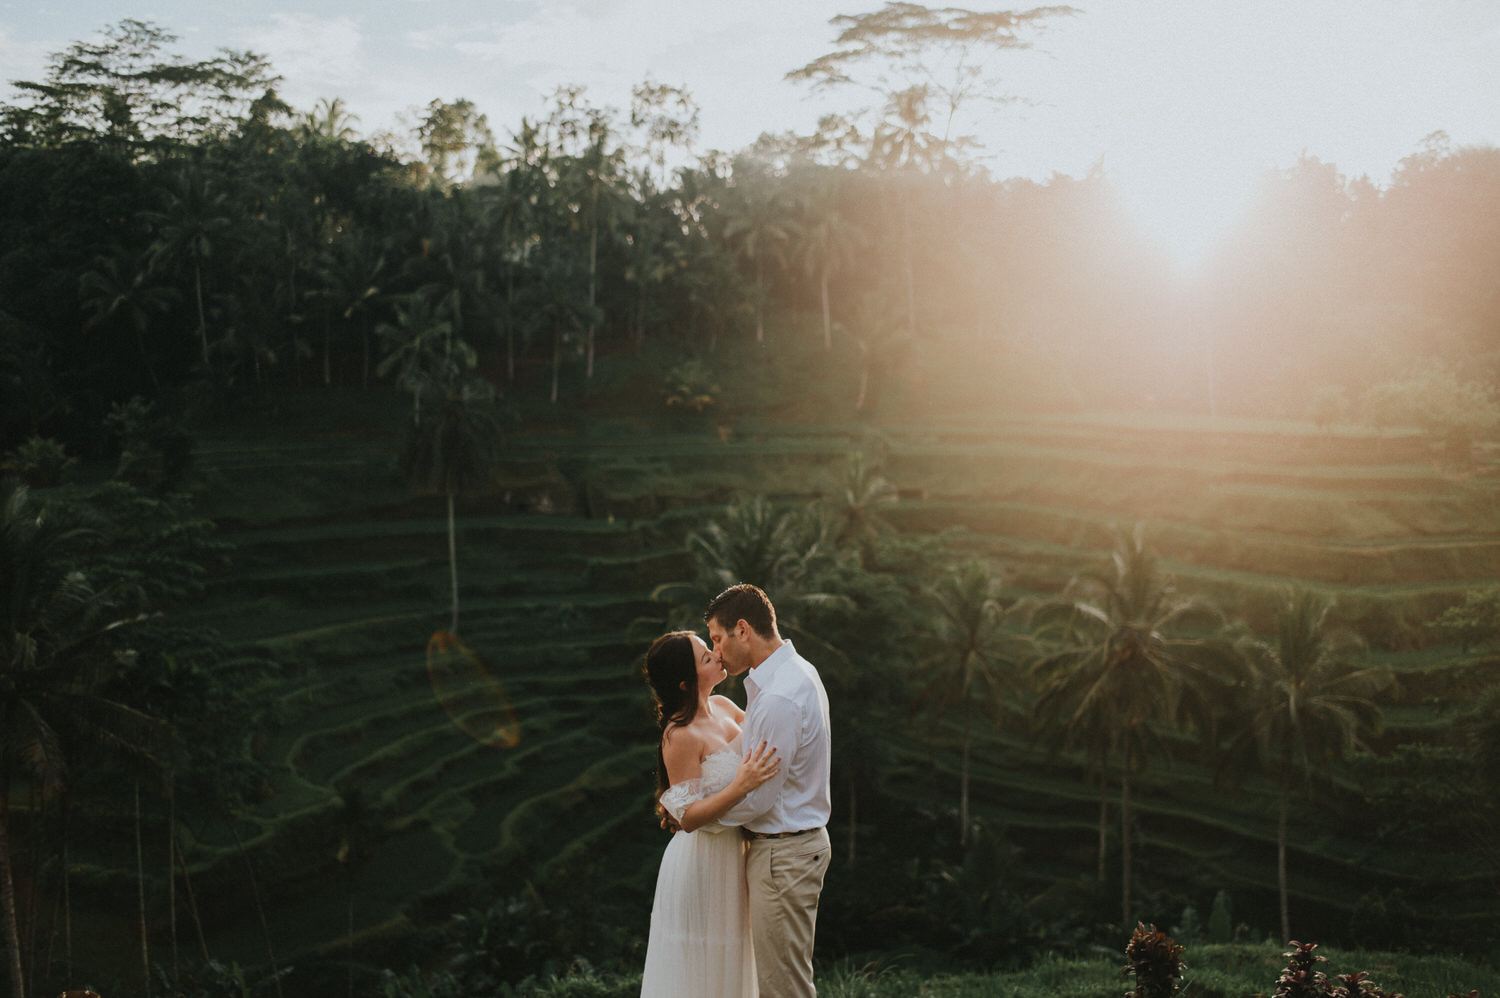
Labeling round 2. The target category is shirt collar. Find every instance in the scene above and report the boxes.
[744,639,794,696]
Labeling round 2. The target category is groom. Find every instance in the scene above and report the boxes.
[706,583,832,998]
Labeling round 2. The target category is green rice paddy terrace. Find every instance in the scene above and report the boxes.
[78,398,1500,977]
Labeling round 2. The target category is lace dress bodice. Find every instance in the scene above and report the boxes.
[659,745,739,833]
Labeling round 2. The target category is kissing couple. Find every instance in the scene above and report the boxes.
[640,583,833,998]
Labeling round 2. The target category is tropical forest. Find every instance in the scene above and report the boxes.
[2,10,1500,998]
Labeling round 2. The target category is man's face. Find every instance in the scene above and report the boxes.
[707,616,751,676]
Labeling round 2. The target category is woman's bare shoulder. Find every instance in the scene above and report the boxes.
[710,694,744,723]
[661,721,706,754]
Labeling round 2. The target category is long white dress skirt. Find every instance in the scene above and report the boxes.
[640,750,757,997]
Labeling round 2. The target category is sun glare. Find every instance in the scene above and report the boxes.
[1111,156,1261,272]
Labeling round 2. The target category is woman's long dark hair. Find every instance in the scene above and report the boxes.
[644,630,700,799]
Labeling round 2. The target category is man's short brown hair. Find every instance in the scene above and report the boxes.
[704,583,778,639]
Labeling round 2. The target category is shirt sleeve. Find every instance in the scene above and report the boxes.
[717,692,799,828]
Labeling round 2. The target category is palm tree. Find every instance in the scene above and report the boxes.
[621,193,683,350]
[867,84,945,339]
[653,494,851,636]
[376,294,461,424]
[566,114,627,379]
[0,483,166,998]
[79,248,180,395]
[824,451,898,564]
[522,247,600,404]
[301,96,360,142]
[411,193,493,348]
[1029,523,1227,929]
[483,146,543,382]
[847,288,911,414]
[917,559,1032,844]
[313,227,387,389]
[721,171,797,344]
[1219,589,1393,943]
[143,162,233,366]
[400,370,502,636]
[792,167,863,350]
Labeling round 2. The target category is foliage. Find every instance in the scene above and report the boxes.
[1124,923,1185,998]
[824,450,899,559]
[1,19,283,150]
[788,2,1081,167]
[1427,586,1500,652]
[1219,589,1392,942]
[1272,940,1408,998]
[917,558,1032,843]
[660,358,719,413]
[0,435,76,486]
[1359,365,1500,458]
[1030,523,1232,927]
[652,493,854,636]
[1275,941,1331,998]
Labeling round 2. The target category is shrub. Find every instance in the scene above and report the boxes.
[1,434,76,486]
[1274,941,1330,998]
[661,358,719,414]
[1125,923,1185,998]
[1428,586,1500,653]
[1329,969,1406,998]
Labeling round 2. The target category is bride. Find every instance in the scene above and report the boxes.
[640,630,779,998]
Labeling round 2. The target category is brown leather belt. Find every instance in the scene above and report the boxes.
[745,827,821,840]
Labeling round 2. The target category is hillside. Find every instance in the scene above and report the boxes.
[53,391,1500,991]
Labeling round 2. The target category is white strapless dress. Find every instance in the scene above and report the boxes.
[639,745,756,998]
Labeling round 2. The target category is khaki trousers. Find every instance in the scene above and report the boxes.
[745,827,831,998]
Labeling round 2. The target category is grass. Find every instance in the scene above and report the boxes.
[510,944,1500,998]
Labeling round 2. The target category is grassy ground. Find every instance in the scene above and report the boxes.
[513,943,1500,998]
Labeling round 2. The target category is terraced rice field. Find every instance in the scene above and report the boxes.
[75,401,1500,978]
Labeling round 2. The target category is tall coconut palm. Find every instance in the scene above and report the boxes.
[143,162,233,367]
[792,167,863,350]
[917,559,1032,844]
[79,248,180,395]
[1219,589,1392,943]
[376,294,461,424]
[867,84,944,339]
[400,370,502,636]
[652,494,852,638]
[301,96,360,142]
[410,193,494,352]
[825,451,898,564]
[565,114,627,379]
[483,147,543,382]
[721,172,797,344]
[621,193,683,350]
[521,247,600,404]
[1,483,166,998]
[847,288,911,414]
[1029,523,1227,929]
[313,227,387,389]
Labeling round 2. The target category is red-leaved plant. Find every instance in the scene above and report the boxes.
[1272,941,1409,998]
[1274,941,1330,998]
[1125,923,1185,998]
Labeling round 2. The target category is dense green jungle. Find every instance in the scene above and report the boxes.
[4,15,1500,998]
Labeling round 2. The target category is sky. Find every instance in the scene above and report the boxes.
[4,0,1500,262]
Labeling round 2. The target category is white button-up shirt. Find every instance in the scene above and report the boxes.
[719,639,832,835]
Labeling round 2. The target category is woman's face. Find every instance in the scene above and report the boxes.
[689,634,726,693]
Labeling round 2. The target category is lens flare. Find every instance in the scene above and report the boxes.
[426,630,520,748]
